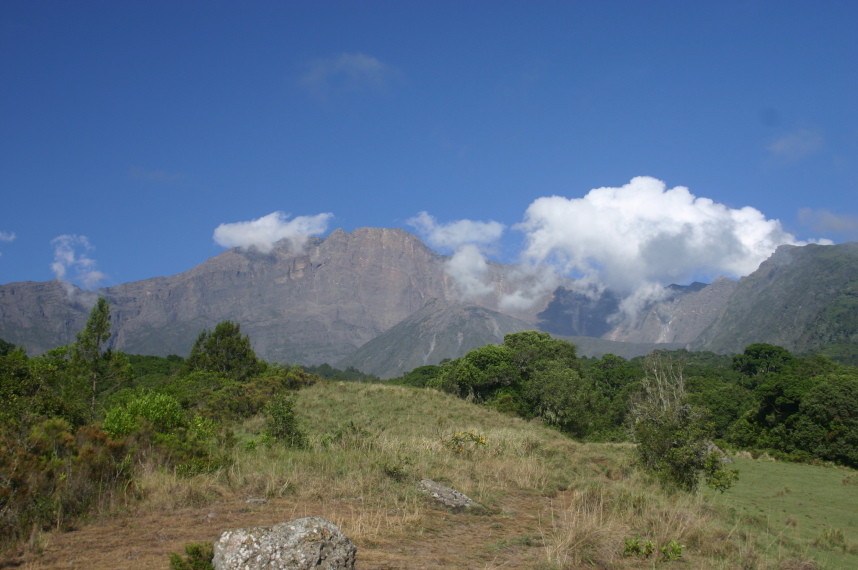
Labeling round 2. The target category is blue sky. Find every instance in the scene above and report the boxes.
[1,1,856,301]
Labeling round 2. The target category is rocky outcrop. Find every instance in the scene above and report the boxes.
[213,517,356,570]
[418,478,480,512]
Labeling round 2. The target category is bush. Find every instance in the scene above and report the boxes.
[169,541,214,570]
[0,419,134,544]
[103,391,184,437]
[630,353,737,493]
[265,393,306,447]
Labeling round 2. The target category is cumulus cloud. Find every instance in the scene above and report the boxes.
[51,235,107,290]
[799,208,858,240]
[498,264,561,311]
[767,129,823,161]
[444,244,496,299]
[407,211,504,251]
[407,212,505,300]
[213,211,333,254]
[300,53,398,98]
[514,176,830,317]
[0,230,14,256]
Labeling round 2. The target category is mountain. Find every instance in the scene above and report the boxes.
[1,229,856,371]
[691,242,858,357]
[336,298,534,378]
[0,280,92,355]
[535,278,739,344]
[0,228,551,366]
[601,278,739,344]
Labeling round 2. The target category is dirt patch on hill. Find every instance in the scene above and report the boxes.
[3,492,558,569]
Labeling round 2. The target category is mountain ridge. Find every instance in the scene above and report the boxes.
[2,229,856,376]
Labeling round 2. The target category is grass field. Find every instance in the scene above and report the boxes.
[5,381,856,568]
[708,456,858,569]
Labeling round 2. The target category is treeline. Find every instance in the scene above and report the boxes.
[0,301,318,548]
[385,332,858,469]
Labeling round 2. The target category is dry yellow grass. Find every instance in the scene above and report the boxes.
[4,381,825,569]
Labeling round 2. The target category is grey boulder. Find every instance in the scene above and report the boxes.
[213,516,356,570]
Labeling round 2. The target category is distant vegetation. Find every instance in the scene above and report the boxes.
[301,362,379,383]
[386,335,858,471]
[1,298,857,567]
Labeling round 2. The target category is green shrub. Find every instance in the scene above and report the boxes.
[660,540,685,561]
[265,392,306,447]
[0,419,134,544]
[103,391,184,437]
[169,541,214,570]
[439,430,487,454]
[623,535,654,558]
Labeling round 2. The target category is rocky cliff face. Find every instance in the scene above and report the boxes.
[0,280,93,355]
[2,230,854,369]
[0,228,547,365]
[104,227,456,364]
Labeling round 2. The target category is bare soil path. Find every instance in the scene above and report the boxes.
[4,492,559,569]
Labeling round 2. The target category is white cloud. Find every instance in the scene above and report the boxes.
[407,212,505,300]
[407,211,505,251]
[444,244,496,300]
[0,230,14,257]
[767,129,823,161]
[300,53,398,98]
[498,264,561,311]
[50,234,107,291]
[515,176,828,311]
[799,208,858,239]
[213,211,333,254]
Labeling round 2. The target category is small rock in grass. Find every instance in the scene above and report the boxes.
[418,478,480,512]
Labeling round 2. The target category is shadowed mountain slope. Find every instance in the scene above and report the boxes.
[336,298,534,379]
[691,242,858,356]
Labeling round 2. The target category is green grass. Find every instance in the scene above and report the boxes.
[708,456,858,568]
[126,381,849,568]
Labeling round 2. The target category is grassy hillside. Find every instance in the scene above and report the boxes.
[9,381,856,569]
[708,455,858,569]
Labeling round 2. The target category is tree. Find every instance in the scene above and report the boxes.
[72,298,130,421]
[792,373,858,468]
[732,343,795,380]
[434,344,517,401]
[522,360,605,438]
[185,321,262,382]
[0,337,16,356]
[504,330,579,376]
[629,352,737,492]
